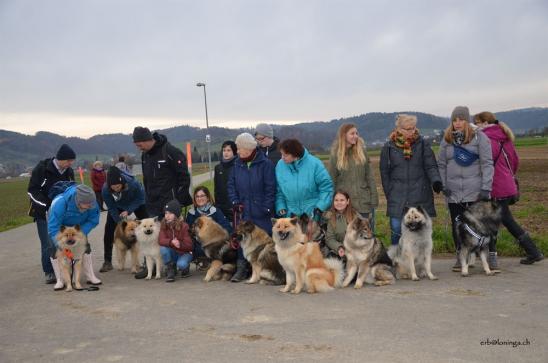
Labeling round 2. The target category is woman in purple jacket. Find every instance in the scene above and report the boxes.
[474,112,543,267]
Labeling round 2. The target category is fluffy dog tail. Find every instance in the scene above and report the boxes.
[324,257,345,288]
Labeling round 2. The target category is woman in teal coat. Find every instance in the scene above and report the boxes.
[275,139,334,219]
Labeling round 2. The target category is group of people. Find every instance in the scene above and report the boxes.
[28,107,543,289]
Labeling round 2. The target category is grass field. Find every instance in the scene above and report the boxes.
[1,140,546,257]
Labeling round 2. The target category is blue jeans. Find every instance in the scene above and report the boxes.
[36,218,54,274]
[389,217,402,246]
[160,247,193,270]
[360,209,376,234]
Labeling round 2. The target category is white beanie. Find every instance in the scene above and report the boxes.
[235,133,257,150]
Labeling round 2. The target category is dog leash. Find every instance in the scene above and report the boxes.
[230,210,242,250]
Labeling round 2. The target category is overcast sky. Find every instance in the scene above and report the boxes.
[1,0,547,138]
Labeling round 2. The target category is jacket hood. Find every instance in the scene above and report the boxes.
[148,132,168,153]
[482,124,508,143]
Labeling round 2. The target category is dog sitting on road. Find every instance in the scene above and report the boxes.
[455,200,502,277]
[55,225,87,292]
[234,220,285,285]
[342,217,395,288]
[192,216,237,282]
[135,217,162,280]
[272,217,344,294]
[114,220,140,273]
[388,206,437,281]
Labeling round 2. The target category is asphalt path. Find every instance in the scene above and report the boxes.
[1,213,547,362]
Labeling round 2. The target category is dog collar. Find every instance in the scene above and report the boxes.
[456,216,490,251]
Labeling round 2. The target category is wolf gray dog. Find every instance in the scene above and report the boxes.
[455,200,502,277]
[388,206,437,281]
[342,217,395,288]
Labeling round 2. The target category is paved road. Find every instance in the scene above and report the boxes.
[1,215,547,362]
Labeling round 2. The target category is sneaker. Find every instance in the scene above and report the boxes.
[45,272,56,284]
[99,261,113,273]
[180,267,191,278]
[452,259,461,272]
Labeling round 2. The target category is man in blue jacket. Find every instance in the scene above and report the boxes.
[100,166,148,272]
[48,184,101,291]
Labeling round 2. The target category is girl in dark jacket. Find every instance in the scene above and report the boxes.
[159,199,193,282]
[214,141,237,222]
[474,112,543,266]
[227,133,276,282]
[380,114,443,246]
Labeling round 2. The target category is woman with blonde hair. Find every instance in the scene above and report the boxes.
[438,106,494,271]
[474,111,543,265]
[380,114,443,246]
[328,124,378,229]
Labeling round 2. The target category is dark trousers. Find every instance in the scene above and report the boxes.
[103,204,148,262]
[497,198,526,239]
[36,218,53,274]
[95,191,104,210]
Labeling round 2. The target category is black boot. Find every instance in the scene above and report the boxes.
[518,233,544,264]
[231,260,250,283]
[135,262,156,279]
[165,262,176,282]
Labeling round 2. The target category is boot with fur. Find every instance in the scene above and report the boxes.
[50,257,65,291]
[518,233,544,264]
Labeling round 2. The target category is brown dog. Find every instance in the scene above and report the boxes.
[193,216,237,282]
[272,217,344,294]
[114,220,140,273]
[234,221,285,285]
[55,225,87,292]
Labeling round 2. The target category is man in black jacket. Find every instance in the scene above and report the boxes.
[27,144,76,284]
[133,126,192,218]
[133,127,192,279]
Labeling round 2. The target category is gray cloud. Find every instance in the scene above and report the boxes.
[1,0,547,135]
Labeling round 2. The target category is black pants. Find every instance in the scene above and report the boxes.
[95,191,104,210]
[497,198,526,239]
[103,204,148,262]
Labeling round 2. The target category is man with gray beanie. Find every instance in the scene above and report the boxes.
[255,123,281,165]
[48,184,102,290]
[27,144,76,284]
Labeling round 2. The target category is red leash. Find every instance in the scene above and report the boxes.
[230,209,242,250]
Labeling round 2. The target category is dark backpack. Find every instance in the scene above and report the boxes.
[48,181,77,200]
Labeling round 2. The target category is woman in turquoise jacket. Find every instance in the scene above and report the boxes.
[275,139,334,219]
[48,184,101,290]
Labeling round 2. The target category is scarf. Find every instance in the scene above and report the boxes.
[240,148,257,163]
[390,129,420,160]
[452,131,465,145]
[221,155,235,164]
[197,202,212,214]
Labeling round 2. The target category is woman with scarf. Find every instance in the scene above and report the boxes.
[438,106,494,272]
[380,114,443,246]
[474,112,543,266]
[214,141,238,222]
[328,123,378,230]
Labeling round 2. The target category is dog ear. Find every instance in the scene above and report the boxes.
[134,219,141,225]
[289,217,298,225]
[121,220,127,229]
[416,205,425,214]
[403,206,410,215]
[300,214,309,224]
[271,218,278,226]
[74,225,81,231]
[289,212,297,218]
[59,225,66,232]
[153,216,159,223]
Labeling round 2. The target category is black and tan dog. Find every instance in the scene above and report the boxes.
[343,217,395,288]
[55,225,87,292]
[234,221,285,285]
[193,216,237,282]
[114,220,140,273]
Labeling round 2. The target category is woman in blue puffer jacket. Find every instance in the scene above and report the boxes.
[275,139,334,220]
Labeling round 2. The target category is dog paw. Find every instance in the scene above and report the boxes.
[279,286,290,293]
[353,283,363,289]
[412,276,420,281]
[145,276,151,280]
[428,275,438,280]
[461,272,469,277]
[485,271,496,276]
[291,289,302,294]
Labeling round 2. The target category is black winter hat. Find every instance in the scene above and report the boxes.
[132,126,153,142]
[107,166,125,187]
[164,199,181,216]
[56,144,76,161]
[221,140,237,155]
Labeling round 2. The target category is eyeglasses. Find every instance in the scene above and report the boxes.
[195,194,207,199]
[255,136,266,142]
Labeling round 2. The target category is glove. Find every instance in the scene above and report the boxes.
[232,204,244,214]
[432,181,443,194]
[313,208,323,222]
[479,190,491,202]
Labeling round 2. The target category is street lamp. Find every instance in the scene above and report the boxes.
[196,82,213,180]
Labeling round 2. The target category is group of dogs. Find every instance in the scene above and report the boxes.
[55,200,503,293]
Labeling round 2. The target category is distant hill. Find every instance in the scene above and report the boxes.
[1,107,547,175]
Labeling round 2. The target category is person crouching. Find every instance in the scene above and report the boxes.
[159,199,193,282]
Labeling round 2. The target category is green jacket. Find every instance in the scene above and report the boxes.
[324,212,349,252]
[328,148,379,213]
